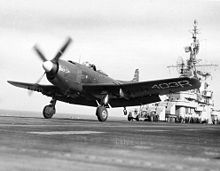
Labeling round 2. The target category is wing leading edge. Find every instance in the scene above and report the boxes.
[7,81,60,97]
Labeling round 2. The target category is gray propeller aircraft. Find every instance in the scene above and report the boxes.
[8,37,201,122]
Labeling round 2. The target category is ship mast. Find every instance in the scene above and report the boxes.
[167,20,218,79]
[186,19,200,75]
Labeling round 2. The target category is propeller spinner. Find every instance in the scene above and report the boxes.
[42,61,54,73]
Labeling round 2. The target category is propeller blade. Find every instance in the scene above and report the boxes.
[36,72,46,84]
[28,89,34,96]
[33,45,47,62]
[28,72,46,96]
[53,37,72,62]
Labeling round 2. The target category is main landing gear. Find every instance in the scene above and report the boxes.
[43,98,56,119]
[96,95,109,122]
[96,106,128,121]
[96,106,108,122]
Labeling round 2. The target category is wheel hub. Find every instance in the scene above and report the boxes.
[101,110,107,119]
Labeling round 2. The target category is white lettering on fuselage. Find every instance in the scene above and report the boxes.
[59,65,70,73]
[152,80,192,90]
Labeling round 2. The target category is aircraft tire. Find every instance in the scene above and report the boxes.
[43,105,55,119]
[136,114,140,121]
[96,106,108,122]
[128,116,133,121]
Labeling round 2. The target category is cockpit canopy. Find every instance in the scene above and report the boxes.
[82,61,108,76]
[83,61,96,71]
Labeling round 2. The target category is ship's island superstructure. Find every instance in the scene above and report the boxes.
[128,20,219,124]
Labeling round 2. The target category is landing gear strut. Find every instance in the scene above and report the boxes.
[123,107,127,115]
[43,98,56,119]
[96,106,108,122]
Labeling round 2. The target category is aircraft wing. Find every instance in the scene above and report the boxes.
[8,77,200,108]
[82,77,201,107]
[7,81,60,97]
[7,80,97,107]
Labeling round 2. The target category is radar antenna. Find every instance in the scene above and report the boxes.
[167,20,218,79]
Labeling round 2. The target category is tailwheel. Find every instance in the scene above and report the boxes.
[43,105,56,119]
[96,106,108,122]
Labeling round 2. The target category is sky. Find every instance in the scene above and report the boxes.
[0,0,220,117]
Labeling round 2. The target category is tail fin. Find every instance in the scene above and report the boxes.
[132,69,139,82]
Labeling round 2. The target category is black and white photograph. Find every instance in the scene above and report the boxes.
[0,0,220,170]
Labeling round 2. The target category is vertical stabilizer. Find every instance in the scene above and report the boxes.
[132,69,139,82]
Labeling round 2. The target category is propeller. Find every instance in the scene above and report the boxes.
[28,37,72,96]
[33,45,47,62]
[28,72,46,96]
[53,37,72,62]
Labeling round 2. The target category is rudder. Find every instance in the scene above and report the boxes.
[132,69,139,82]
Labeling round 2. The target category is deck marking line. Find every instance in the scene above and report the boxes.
[28,131,104,135]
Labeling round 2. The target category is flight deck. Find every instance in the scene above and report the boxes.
[0,110,219,171]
